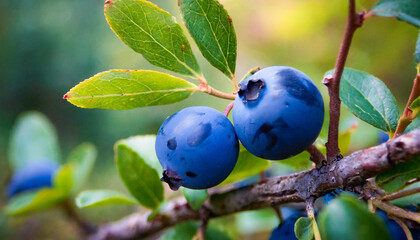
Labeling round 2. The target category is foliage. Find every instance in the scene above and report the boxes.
[3,0,420,239]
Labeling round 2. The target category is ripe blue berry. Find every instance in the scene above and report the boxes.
[377,210,406,240]
[7,160,59,198]
[232,66,324,160]
[269,213,303,240]
[378,131,390,144]
[156,106,239,190]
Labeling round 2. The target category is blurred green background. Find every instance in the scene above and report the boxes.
[0,0,418,239]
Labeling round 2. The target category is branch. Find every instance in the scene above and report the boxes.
[306,144,326,168]
[324,0,363,162]
[383,187,420,202]
[89,128,420,240]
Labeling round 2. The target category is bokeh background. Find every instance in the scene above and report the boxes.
[0,0,418,239]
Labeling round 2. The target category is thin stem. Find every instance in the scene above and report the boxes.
[306,198,322,240]
[199,83,236,100]
[391,217,413,240]
[306,145,326,168]
[230,74,239,92]
[194,208,210,240]
[383,187,420,201]
[273,206,284,224]
[373,200,420,224]
[239,67,261,83]
[394,74,420,138]
[62,199,97,235]
[223,101,235,117]
[324,0,363,162]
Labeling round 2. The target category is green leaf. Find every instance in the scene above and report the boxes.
[9,111,61,169]
[179,0,237,78]
[75,190,138,208]
[115,136,164,209]
[4,189,67,215]
[219,148,270,185]
[376,156,420,193]
[390,182,420,207]
[295,217,314,240]
[66,143,97,192]
[159,221,232,240]
[147,201,169,221]
[410,96,420,111]
[235,209,278,235]
[183,188,208,211]
[318,194,391,240]
[416,30,420,66]
[65,70,199,110]
[339,122,358,155]
[105,0,201,77]
[370,0,420,28]
[53,165,73,195]
[327,68,399,132]
[279,151,312,170]
[406,115,420,132]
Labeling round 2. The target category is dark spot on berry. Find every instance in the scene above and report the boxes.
[265,134,277,150]
[197,112,205,116]
[274,117,289,128]
[277,69,320,107]
[186,171,197,178]
[161,168,183,191]
[167,138,177,150]
[187,123,212,146]
[228,135,231,139]
[238,79,265,102]
[180,157,186,161]
[252,123,278,150]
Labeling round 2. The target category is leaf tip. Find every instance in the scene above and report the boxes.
[105,0,113,7]
[63,93,71,100]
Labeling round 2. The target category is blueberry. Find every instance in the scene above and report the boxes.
[155,106,239,190]
[269,213,303,240]
[377,210,406,240]
[7,160,59,198]
[232,66,324,160]
[323,190,358,205]
[378,131,390,144]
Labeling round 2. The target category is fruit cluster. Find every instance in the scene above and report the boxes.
[156,66,324,190]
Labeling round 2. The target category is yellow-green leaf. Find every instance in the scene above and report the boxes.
[75,190,138,208]
[65,70,199,110]
[105,0,201,77]
[4,189,67,216]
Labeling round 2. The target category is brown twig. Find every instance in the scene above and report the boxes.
[383,187,420,202]
[373,200,420,224]
[394,74,420,138]
[306,145,326,168]
[89,129,420,240]
[62,199,97,236]
[391,217,414,240]
[324,0,363,162]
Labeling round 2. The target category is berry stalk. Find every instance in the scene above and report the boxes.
[324,0,363,162]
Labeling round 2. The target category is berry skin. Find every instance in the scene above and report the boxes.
[378,131,390,144]
[232,66,324,160]
[377,210,406,240]
[7,160,59,198]
[155,106,239,190]
[269,213,303,240]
